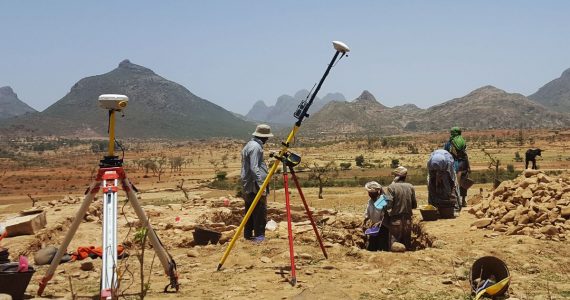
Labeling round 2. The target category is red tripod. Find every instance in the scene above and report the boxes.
[279,152,328,285]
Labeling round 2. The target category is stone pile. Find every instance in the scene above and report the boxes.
[468,170,570,241]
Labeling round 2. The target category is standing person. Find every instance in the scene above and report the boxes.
[241,124,273,242]
[384,167,417,250]
[427,149,460,213]
[363,181,389,251]
[444,127,470,207]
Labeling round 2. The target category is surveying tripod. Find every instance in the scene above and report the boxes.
[217,41,350,285]
[38,95,179,299]
[275,152,328,285]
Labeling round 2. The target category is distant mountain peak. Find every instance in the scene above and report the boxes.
[353,90,378,103]
[118,59,155,74]
[294,89,310,100]
[0,86,15,95]
[562,68,570,78]
[468,85,506,96]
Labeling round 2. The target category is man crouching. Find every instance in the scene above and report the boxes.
[363,181,390,251]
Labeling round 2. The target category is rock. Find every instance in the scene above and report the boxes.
[540,225,558,236]
[260,256,272,263]
[561,206,570,218]
[3,211,47,236]
[391,242,406,253]
[0,294,12,300]
[500,211,516,223]
[80,261,94,271]
[322,265,335,270]
[298,253,313,260]
[84,215,97,222]
[186,250,199,258]
[524,169,541,177]
[441,278,453,284]
[432,240,446,249]
[471,218,493,228]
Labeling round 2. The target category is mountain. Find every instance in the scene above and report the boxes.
[245,90,345,124]
[302,90,408,135]
[0,86,36,119]
[529,68,570,113]
[413,86,570,130]
[302,86,570,136]
[0,60,253,138]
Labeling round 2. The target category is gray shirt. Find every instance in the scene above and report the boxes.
[241,137,269,194]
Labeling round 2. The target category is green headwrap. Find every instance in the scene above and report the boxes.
[450,127,465,151]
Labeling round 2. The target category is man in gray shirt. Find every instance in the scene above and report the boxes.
[241,124,273,242]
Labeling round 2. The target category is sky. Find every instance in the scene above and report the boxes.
[1,1,570,115]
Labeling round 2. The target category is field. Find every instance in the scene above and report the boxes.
[1,129,570,299]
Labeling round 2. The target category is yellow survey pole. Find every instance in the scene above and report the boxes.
[216,41,349,271]
[108,110,115,157]
[217,126,299,270]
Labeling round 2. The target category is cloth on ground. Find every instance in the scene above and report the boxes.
[71,245,126,261]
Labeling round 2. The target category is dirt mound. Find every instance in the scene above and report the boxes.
[468,170,570,240]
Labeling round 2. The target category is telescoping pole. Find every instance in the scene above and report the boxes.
[217,41,349,271]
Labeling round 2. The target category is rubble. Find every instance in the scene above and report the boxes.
[469,170,570,240]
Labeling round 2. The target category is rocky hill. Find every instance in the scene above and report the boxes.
[245,90,345,125]
[302,90,411,135]
[0,86,36,119]
[0,60,253,138]
[413,86,570,131]
[302,86,570,136]
[529,68,570,113]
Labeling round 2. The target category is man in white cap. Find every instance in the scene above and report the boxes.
[241,124,273,242]
[384,166,417,251]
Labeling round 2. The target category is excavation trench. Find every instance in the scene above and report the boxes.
[194,199,436,252]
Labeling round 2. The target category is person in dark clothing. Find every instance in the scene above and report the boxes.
[525,148,542,169]
[241,124,273,242]
[444,127,470,208]
[384,167,417,251]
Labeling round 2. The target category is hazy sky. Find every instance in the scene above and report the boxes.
[1,1,569,114]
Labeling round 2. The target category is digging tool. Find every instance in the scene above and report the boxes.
[37,95,179,299]
[216,41,350,285]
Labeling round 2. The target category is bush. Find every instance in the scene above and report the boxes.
[339,162,352,170]
[390,159,400,169]
[215,171,228,181]
[355,155,365,167]
[506,164,515,173]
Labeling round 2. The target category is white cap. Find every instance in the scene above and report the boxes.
[364,181,382,192]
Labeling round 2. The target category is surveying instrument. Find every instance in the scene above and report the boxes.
[217,41,350,285]
[37,94,180,299]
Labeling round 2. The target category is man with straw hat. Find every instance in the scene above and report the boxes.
[385,166,417,251]
[241,124,273,243]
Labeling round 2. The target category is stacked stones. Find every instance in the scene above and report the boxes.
[469,170,570,241]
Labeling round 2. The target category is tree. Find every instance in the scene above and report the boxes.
[155,155,167,182]
[307,161,338,199]
[355,155,365,167]
[483,149,501,188]
[169,156,184,173]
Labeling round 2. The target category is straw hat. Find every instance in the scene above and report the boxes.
[364,181,382,192]
[252,124,274,138]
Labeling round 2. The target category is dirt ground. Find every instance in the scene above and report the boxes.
[1,130,570,299]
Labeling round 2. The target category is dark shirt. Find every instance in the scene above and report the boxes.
[385,182,417,217]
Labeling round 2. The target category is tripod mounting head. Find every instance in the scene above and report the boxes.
[270,151,301,167]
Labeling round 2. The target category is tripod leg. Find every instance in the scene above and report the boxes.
[290,167,328,259]
[217,159,282,270]
[283,167,297,286]
[123,178,179,291]
[37,182,99,296]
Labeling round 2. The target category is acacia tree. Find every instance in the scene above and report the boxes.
[307,161,338,199]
